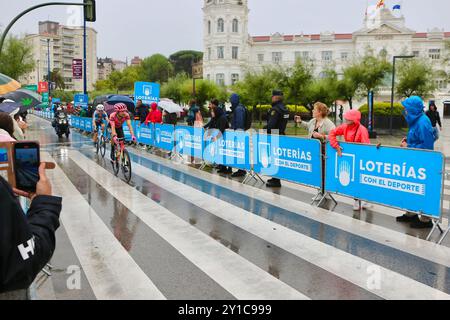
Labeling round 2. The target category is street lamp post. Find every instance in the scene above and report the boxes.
[47,38,51,99]
[390,55,414,135]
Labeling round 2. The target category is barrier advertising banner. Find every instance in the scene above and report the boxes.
[174,126,204,159]
[203,129,251,170]
[136,122,153,146]
[134,82,160,105]
[154,124,174,151]
[252,133,323,189]
[325,142,444,219]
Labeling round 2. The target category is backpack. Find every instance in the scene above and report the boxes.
[187,109,195,125]
[244,106,252,131]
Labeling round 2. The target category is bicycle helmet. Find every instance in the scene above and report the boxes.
[114,103,128,113]
[96,104,105,111]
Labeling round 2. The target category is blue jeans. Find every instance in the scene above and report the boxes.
[433,127,439,141]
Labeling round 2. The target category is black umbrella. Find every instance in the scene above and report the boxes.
[93,94,114,106]
[107,95,135,114]
[0,89,42,109]
[0,101,21,113]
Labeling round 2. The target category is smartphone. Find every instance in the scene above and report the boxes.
[13,141,40,192]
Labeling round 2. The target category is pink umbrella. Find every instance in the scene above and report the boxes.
[105,103,116,116]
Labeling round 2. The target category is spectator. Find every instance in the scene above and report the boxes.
[186,100,199,127]
[13,114,28,138]
[0,163,61,300]
[163,110,178,125]
[135,100,149,124]
[425,101,442,141]
[0,113,16,142]
[397,96,435,229]
[144,103,163,125]
[265,90,289,188]
[229,93,248,178]
[329,109,371,211]
[295,102,336,141]
[209,99,231,174]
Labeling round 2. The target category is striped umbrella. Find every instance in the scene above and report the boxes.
[0,73,21,95]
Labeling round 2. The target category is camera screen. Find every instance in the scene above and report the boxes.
[15,147,39,191]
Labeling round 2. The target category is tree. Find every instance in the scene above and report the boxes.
[396,59,437,98]
[344,54,392,98]
[169,50,203,76]
[0,35,35,80]
[304,70,339,107]
[161,73,190,103]
[140,54,174,83]
[44,69,65,90]
[336,67,360,109]
[281,60,314,106]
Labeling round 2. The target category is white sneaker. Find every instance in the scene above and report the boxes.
[353,200,361,211]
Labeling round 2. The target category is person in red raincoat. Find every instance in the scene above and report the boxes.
[329,109,371,211]
[144,102,162,125]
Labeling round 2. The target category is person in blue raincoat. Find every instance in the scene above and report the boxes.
[396,96,435,229]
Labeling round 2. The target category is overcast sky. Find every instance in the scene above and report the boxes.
[1,0,449,61]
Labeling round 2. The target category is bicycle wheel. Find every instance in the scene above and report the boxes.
[100,136,106,158]
[121,149,132,183]
[111,145,120,176]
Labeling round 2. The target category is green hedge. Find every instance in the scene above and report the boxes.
[359,102,404,116]
[255,105,309,113]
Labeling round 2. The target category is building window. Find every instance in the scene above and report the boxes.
[232,46,239,60]
[436,79,447,89]
[208,21,211,34]
[231,73,239,85]
[272,52,282,64]
[257,54,264,63]
[413,51,420,58]
[232,19,239,33]
[217,46,224,59]
[341,52,349,61]
[217,19,224,33]
[429,49,441,60]
[295,51,311,61]
[208,47,212,60]
[322,51,333,61]
[216,73,225,86]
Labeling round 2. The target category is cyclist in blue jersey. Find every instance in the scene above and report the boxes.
[92,104,108,143]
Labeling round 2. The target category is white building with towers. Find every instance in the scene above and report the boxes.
[202,0,449,109]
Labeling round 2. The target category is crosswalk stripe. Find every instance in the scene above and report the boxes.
[133,150,450,267]
[122,151,450,300]
[47,157,166,300]
[69,149,308,300]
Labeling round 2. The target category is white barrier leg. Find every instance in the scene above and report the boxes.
[426,219,443,242]
[438,226,450,245]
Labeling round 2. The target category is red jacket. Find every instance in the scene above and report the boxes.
[329,110,370,149]
[144,103,162,125]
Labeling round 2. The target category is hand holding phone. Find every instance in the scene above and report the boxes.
[13,163,52,200]
[13,141,40,193]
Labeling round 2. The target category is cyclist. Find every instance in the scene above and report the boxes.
[109,103,137,161]
[92,104,108,143]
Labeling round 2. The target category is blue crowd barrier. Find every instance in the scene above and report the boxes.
[136,122,154,146]
[39,113,446,223]
[154,124,175,151]
[175,126,204,160]
[252,133,323,189]
[325,142,445,219]
[203,129,251,171]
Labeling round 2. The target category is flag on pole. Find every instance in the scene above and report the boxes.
[376,0,385,9]
[393,4,401,10]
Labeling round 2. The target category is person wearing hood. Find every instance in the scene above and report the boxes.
[144,102,163,125]
[329,109,371,211]
[208,99,231,174]
[265,90,290,188]
[229,93,248,178]
[425,101,442,141]
[396,96,435,229]
[0,163,61,300]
